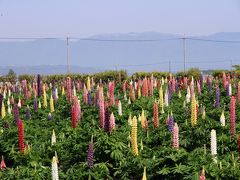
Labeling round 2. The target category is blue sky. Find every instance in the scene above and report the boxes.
[0,0,240,37]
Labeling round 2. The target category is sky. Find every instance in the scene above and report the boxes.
[0,0,240,38]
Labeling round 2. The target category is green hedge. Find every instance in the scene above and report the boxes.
[131,71,169,80]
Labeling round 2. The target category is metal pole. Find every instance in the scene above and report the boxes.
[67,37,70,74]
[230,59,233,71]
[183,34,186,73]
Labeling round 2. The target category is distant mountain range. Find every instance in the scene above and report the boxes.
[0,32,240,75]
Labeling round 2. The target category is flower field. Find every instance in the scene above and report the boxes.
[1,72,240,179]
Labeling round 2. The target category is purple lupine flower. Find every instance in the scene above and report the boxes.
[215,86,220,108]
[0,94,3,114]
[104,107,110,133]
[208,79,212,92]
[48,113,52,120]
[168,83,172,102]
[37,74,42,97]
[175,80,179,94]
[87,141,94,169]
[226,83,230,96]
[33,98,38,112]
[88,91,92,105]
[26,106,31,120]
[168,114,174,132]
[14,104,20,124]
[52,87,57,101]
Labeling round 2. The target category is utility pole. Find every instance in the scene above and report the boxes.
[230,59,233,71]
[183,34,186,73]
[66,36,70,74]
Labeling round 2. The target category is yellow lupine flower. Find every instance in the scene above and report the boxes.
[50,94,54,113]
[142,167,147,180]
[1,101,6,119]
[159,85,164,108]
[191,95,197,127]
[87,76,91,91]
[61,86,65,96]
[131,116,138,156]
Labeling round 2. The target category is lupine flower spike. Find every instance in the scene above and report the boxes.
[142,167,147,180]
[87,136,94,169]
[0,156,6,170]
[131,116,138,156]
[18,120,25,155]
[52,156,59,180]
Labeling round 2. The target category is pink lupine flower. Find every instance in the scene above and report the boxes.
[172,123,179,150]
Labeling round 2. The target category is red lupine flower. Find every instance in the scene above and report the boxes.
[0,156,6,170]
[142,78,148,97]
[153,101,159,128]
[230,96,236,136]
[18,120,25,155]
[108,81,115,106]
[66,77,72,102]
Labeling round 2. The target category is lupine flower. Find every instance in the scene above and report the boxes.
[33,98,38,112]
[83,84,88,104]
[51,130,56,146]
[128,113,132,126]
[18,98,21,108]
[118,100,122,116]
[230,96,236,136]
[14,104,19,124]
[223,72,227,88]
[211,129,217,159]
[142,167,147,180]
[153,101,159,128]
[191,95,197,127]
[1,156,6,170]
[37,74,42,97]
[142,78,148,97]
[1,101,5,119]
[215,85,220,108]
[26,105,31,120]
[199,167,206,180]
[172,123,179,150]
[207,77,212,92]
[110,112,115,132]
[168,82,172,102]
[141,110,147,129]
[220,110,225,126]
[87,91,92,105]
[52,156,59,180]
[168,112,174,132]
[109,81,115,106]
[164,88,169,107]
[159,85,164,108]
[87,137,94,169]
[229,83,232,96]
[226,83,230,96]
[50,94,54,113]
[66,77,72,102]
[131,116,138,156]
[18,120,25,155]
[129,81,135,102]
[99,99,105,129]
[104,106,110,133]
[48,113,52,120]
[87,76,91,91]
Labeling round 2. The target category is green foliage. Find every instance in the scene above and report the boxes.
[131,71,169,79]
[176,68,201,79]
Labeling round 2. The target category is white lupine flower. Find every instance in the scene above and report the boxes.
[73,86,76,96]
[128,114,132,126]
[8,89,11,97]
[51,130,56,146]
[161,106,164,114]
[229,83,232,96]
[154,79,157,87]
[161,77,165,86]
[8,106,11,115]
[38,101,42,109]
[202,106,206,119]
[164,89,169,107]
[52,156,59,180]
[55,88,58,99]
[220,111,225,126]
[186,93,190,104]
[128,97,131,104]
[3,90,6,99]
[124,93,127,101]
[118,100,122,116]
[134,81,137,90]
[18,98,21,108]
[211,129,217,156]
